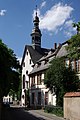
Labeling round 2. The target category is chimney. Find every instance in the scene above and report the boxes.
[58,43,61,48]
[54,43,57,49]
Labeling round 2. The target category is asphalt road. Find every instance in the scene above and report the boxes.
[2,107,44,120]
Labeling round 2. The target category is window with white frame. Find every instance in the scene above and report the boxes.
[65,59,70,68]
[71,61,75,70]
[37,74,42,85]
[71,60,80,72]
[31,76,35,86]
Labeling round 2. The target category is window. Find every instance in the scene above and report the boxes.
[44,59,48,64]
[66,59,80,72]
[31,76,35,86]
[23,62,25,67]
[37,74,41,85]
[30,59,31,64]
[38,92,41,105]
[23,75,25,89]
[26,81,28,89]
[71,61,75,70]
[75,60,80,72]
[32,37,34,44]
[37,62,41,67]
[32,93,35,104]
[27,51,28,55]
[45,92,48,105]
[65,59,70,68]
[35,36,39,42]
[26,70,28,74]
[71,60,79,72]
[75,60,78,72]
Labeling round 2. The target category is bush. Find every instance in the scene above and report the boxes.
[44,105,63,117]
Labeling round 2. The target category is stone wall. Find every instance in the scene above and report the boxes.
[64,92,80,120]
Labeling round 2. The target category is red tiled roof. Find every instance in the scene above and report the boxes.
[64,92,80,97]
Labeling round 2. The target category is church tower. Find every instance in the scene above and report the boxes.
[31,6,42,50]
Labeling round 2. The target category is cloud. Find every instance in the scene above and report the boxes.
[64,20,76,37]
[40,1,46,9]
[0,9,7,16]
[39,3,74,32]
[65,20,73,27]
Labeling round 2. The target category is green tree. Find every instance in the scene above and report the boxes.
[0,39,20,99]
[44,57,79,107]
[66,34,80,59]
[72,22,80,34]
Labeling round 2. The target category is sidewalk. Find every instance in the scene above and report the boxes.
[27,109,65,120]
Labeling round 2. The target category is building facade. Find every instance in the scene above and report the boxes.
[21,10,50,106]
[29,49,57,108]
[21,8,80,107]
[56,42,80,79]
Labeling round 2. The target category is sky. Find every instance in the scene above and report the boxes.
[0,0,80,60]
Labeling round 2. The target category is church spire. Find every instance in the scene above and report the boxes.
[31,5,42,50]
[36,5,37,17]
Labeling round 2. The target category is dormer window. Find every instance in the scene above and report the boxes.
[32,64,35,68]
[44,59,48,64]
[37,62,41,67]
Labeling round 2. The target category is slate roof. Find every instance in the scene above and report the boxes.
[56,43,68,57]
[28,42,69,75]
[29,44,62,75]
[38,45,61,62]
[29,62,49,75]
[21,45,50,66]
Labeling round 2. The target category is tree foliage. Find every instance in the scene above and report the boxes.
[72,22,80,34]
[44,22,80,107]
[66,34,80,59]
[0,39,20,98]
[44,57,79,107]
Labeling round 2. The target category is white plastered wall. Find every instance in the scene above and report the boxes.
[21,49,34,106]
[30,72,56,107]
